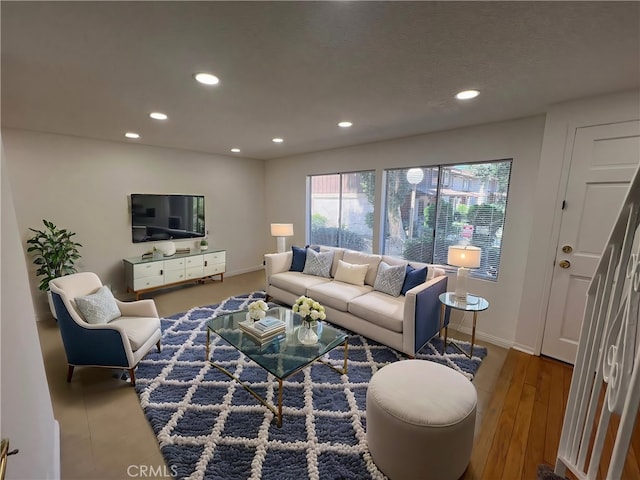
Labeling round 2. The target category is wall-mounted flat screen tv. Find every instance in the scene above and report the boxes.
[131,194,205,243]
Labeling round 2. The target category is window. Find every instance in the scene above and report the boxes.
[309,171,375,253]
[383,160,512,280]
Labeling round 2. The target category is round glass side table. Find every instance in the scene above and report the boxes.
[439,292,489,358]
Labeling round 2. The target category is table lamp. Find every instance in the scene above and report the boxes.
[270,223,294,253]
[447,245,481,304]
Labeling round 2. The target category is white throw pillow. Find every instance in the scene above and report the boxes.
[374,261,407,297]
[303,248,334,278]
[334,259,369,286]
[75,286,121,325]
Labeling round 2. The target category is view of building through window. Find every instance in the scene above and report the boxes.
[307,161,512,279]
[309,171,375,253]
[383,160,512,280]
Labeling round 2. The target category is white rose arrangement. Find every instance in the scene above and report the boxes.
[247,300,268,320]
[292,295,326,324]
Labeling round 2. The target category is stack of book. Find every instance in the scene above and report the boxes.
[239,316,286,344]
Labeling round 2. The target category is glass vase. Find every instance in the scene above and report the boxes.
[297,319,318,345]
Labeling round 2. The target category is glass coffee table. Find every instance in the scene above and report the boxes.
[205,306,348,427]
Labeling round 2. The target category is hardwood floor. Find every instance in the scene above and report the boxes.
[465,349,640,480]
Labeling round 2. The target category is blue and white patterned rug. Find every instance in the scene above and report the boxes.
[135,291,487,480]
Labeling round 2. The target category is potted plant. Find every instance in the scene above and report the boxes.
[200,238,209,251]
[26,219,82,318]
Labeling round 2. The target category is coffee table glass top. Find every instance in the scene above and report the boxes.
[206,306,348,379]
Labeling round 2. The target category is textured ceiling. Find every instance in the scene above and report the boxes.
[2,1,639,160]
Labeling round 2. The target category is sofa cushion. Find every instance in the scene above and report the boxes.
[75,286,121,325]
[290,245,320,272]
[348,291,405,333]
[307,281,373,312]
[342,250,382,286]
[109,316,161,351]
[334,260,369,286]
[270,271,331,296]
[303,249,334,278]
[374,261,407,297]
[401,265,428,295]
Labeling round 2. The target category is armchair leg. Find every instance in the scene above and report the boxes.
[156,340,162,352]
[128,368,136,387]
[67,365,74,382]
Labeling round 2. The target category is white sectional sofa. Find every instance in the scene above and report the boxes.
[264,246,448,356]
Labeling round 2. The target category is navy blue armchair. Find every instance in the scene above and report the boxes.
[49,272,162,386]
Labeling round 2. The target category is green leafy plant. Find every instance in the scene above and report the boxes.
[26,219,82,291]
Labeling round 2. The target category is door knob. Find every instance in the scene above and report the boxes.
[559,260,571,269]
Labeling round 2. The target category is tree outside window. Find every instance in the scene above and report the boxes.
[383,160,512,280]
[309,171,375,253]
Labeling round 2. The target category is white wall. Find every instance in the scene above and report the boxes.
[265,116,546,347]
[516,89,640,354]
[2,129,267,319]
[1,139,59,479]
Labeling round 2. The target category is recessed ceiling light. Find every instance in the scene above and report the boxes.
[338,121,353,128]
[272,138,284,143]
[230,148,241,153]
[125,132,140,139]
[149,112,168,120]
[455,90,480,100]
[194,72,220,85]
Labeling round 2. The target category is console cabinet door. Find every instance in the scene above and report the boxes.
[132,262,165,290]
[203,251,226,277]
[164,257,186,284]
[185,255,204,279]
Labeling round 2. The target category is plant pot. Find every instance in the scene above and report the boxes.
[47,290,57,320]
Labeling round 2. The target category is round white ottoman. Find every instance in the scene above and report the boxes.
[366,360,477,480]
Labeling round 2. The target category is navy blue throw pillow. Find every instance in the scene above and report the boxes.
[290,245,320,272]
[400,265,428,295]
[290,246,307,272]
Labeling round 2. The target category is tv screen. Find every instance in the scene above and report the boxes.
[131,194,205,243]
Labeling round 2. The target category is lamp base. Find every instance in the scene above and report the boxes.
[276,236,287,254]
[453,267,480,304]
[454,267,469,300]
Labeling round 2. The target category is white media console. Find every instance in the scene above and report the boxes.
[123,249,226,299]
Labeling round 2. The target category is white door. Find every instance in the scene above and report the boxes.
[541,120,640,364]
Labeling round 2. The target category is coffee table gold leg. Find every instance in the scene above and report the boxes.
[206,329,210,361]
[342,341,349,374]
[277,379,283,428]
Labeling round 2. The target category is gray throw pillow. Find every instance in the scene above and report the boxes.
[75,285,121,324]
[373,261,407,297]
[302,248,334,278]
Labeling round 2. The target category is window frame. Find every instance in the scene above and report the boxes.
[307,170,376,253]
[382,158,513,281]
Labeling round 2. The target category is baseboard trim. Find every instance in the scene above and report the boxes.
[512,343,536,355]
[224,265,264,277]
[53,419,60,480]
[452,325,514,349]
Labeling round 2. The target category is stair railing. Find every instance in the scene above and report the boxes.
[555,164,640,479]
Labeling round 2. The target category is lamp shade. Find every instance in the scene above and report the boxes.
[448,245,481,269]
[270,223,294,237]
